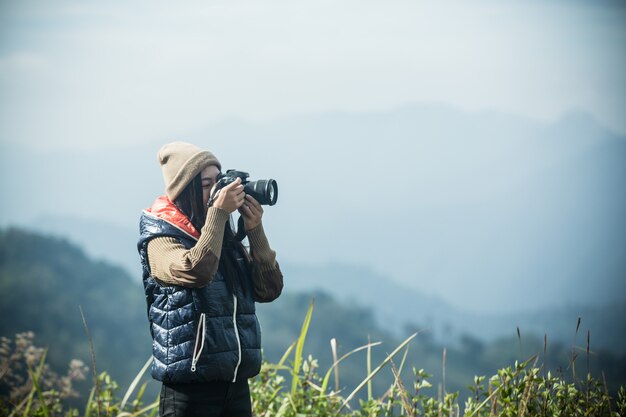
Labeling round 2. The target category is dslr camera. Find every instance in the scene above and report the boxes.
[214,170,278,206]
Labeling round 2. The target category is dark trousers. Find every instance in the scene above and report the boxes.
[160,379,252,417]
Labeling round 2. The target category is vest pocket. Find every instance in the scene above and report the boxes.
[191,313,206,372]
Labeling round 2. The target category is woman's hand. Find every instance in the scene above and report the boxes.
[238,194,264,230]
[211,178,245,214]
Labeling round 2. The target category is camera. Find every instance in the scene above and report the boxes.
[215,170,278,206]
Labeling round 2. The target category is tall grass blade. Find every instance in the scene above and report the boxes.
[390,361,413,417]
[467,383,504,417]
[134,382,148,407]
[21,349,47,417]
[442,347,447,395]
[335,331,419,414]
[120,356,153,410]
[279,341,296,368]
[148,397,160,417]
[25,350,50,417]
[290,300,314,396]
[7,395,28,417]
[84,387,95,417]
[116,399,159,417]
[397,344,410,377]
[263,341,295,373]
[330,338,339,392]
[389,344,411,394]
[571,317,582,382]
[320,341,382,395]
[79,305,101,417]
[367,335,372,401]
[542,333,548,377]
[586,330,590,377]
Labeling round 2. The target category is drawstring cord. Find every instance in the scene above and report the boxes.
[191,313,206,372]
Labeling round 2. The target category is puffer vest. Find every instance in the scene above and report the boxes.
[137,196,262,383]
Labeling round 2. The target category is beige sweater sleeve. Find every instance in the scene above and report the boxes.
[246,223,284,302]
[147,207,230,287]
[247,223,278,270]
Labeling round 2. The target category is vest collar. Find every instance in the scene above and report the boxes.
[144,196,200,240]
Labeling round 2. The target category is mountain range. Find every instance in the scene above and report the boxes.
[9,217,626,356]
[2,227,624,401]
[0,103,624,323]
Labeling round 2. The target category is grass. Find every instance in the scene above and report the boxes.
[1,301,625,417]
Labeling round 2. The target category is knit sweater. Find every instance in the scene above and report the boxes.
[146,206,282,301]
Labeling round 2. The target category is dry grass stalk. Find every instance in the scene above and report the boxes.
[330,338,339,393]
[390,360,414,417]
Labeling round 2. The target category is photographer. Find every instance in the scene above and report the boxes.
[137,141,283,417]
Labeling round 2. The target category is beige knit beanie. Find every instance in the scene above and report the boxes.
[157,141,221,201]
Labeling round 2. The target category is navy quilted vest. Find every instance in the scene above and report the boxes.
[137,211,262,383]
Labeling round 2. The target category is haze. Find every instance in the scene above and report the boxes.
[1,0,625,314]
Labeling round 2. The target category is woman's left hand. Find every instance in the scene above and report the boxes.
[239,194,264,231]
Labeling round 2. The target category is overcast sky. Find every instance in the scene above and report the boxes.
[1,0,625,314]
[1,0,625,150]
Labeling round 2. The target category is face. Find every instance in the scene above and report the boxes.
[200,165,221,210]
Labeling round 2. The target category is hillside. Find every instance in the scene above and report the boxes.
[0,228,419,396]
[282,262,626,354]
[1,227,624,400]
[0,228,152,390]
[16,214,626,356]
[2,105,625,314]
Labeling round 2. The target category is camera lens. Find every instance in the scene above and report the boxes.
[245,179,278,206]
[266,180,277,205]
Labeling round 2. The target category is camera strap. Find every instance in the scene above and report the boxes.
[206,187,221,208]
[234,215,247,242]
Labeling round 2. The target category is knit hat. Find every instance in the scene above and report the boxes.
[157,141,221,201]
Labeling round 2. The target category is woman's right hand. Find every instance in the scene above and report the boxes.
[211,177,245,214]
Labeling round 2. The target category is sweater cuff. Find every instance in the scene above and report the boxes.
[247,223,277,269]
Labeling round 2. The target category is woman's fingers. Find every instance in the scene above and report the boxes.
[222,177,241,191]
[239,201,262,230]
[229,184,245,207]
[241,202,258,217]
[213,180,247,212]
[245,195,263,212]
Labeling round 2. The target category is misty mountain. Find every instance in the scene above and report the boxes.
[1,104,624,314]
[0,227,152,391]
[282,262,626,355]
[2,227,624,401]
[0,227,398,396]
[12,217,626,355]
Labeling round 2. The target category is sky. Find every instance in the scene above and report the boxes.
[1,0,625,313]
[1,0,625,150]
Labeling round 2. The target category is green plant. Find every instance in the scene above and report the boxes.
[2,304,625,417]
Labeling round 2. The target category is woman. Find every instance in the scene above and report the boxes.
[137,141,283,417]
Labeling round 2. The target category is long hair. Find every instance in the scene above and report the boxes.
[174,173,248,294]
[173,173,205,232]
[220,221,250,296]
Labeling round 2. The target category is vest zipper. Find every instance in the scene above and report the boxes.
[191,313,206,372]
[232,294,242,382]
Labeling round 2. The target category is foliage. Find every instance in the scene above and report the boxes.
[0,228,152,399]
[1,306,625,417]
[1,228,624,415]
[0,332,156,417]
[2,228,625,404]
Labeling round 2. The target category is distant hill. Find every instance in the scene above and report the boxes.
[0,227,411,396]
[1,227,624,400]
[1,104,625,313]
[0,227,152,391]
[16,217,626,355]
[282,262,626,354]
